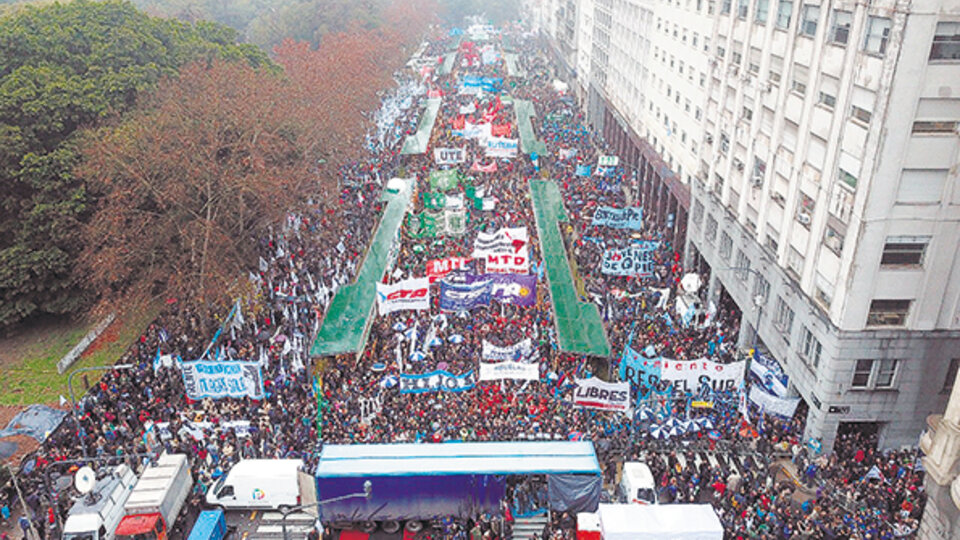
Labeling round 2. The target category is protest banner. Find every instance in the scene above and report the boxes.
[461,122,492,140]
[180,360,265,400]
[597,155,620,167]
[433,147,466,165]
[482,338,535,362]
[484,251,530,274]
[748,385,801,418]
[750,351,790,397]
[472,227,528,257]
[470,160,498,174]
[426,256,471,283]
[601,244,658,276]
[619,346,745,394]
[376,277,430,315]
[491,123,512,137]
[399,370,477,393]
[439,277,492,311]
[480,361,539,381]
[575,164,591,177]
[484,137,519,158]
[573,378,631,412]
[429,169,460,191]
[486,273,537,306]
[591,206,644,230]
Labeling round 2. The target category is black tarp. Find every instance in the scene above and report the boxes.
[547,474,601,513]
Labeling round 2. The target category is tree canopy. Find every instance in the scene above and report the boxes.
[0,0,270,327]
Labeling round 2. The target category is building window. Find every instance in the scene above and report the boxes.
[720,133,730,154]
[693,200,705,225]
[705,215,718,244]
[837,167,857,190]
[930,22,960,60]
[830,10,852,44]
[755,0,769,23]
[944,359,960,392]
[722,0,732,14]
[799,4,820,36]
[818,91,836,108]
[824,225,844,255]
[719,232,733,261]
[738,0,749,18]
[754,275,770,304]
[799,327,822,368]
[850,104,872,124]
[863,16,892,55]
[776,0,793,29]
[735,250,751,281]
[774,296,794,343]
[853,359,899,389]
[852,359,873,388]
[912,120,958,133]
[867,299,911,326]
[880,241,927,266]
[791,63,808,94]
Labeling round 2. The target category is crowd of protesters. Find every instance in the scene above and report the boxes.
[1,22,925,540]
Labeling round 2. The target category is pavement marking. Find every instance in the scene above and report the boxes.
[249,511,258,521]
[257,525,313,534]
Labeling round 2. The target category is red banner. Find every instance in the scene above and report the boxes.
[491,123,512,137]
[426,256,472,283]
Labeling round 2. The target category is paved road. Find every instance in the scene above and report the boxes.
[226,509,318,540]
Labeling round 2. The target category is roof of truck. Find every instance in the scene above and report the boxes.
[316,441,601,477]
[115,513,160,536]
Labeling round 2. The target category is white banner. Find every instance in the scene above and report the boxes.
[480,361,540,381]
[620,351,745,394]
[484,251,530,274]
[484,136,518,158]
[434,147,466,165]
[472,227,528,257]
[482,338,535,362]
[749,385,801,418]
[180,361,265,400]
[376,277,430,315]
[573,378,630,412]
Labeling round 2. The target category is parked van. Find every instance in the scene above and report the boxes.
[206,460,301,510]
[619,462,657,505]
[62,465,137,540]
[187,510,226,540]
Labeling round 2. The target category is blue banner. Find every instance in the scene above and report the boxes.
[591,206,643,229]
[439,278,492,311]
[575,164,592,177]
[481,77,503,93]
[619,346,660,389]
[399,370,477,393]
[180,360,265,400]
[463,74,482,87]
[601,244,658,276]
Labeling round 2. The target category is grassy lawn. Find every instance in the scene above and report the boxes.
[0,304,160,406]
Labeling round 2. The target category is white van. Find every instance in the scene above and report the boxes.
[620,462,657,505]
[206,459,301,510]
[62,465,137,540]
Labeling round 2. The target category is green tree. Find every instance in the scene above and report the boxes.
[0,0,271,327]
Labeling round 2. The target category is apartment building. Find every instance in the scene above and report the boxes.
[531,0,960,450]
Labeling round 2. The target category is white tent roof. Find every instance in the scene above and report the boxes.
[599,504,723,540]
[316,441,601,477]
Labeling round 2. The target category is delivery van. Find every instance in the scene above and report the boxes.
[206,459,301,510]
[619,462,657,505]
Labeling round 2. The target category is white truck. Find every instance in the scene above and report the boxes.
[62,465,138,540]
[205,459,302,510]
[619,462,657,505]
[113,454,193,540]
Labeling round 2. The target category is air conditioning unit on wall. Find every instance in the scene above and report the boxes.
[797,211,812,225]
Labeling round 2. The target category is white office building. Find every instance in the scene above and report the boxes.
[531,0,960,451]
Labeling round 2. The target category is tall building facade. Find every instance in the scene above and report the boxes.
[529,0,960,451]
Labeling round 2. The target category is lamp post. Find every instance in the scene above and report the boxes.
[2,462,41,540]
[67,363,135,459]
[280,481,372,540]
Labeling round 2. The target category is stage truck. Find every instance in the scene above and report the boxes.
[307,441,603,535]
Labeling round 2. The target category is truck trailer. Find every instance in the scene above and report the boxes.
[114,454,193,540]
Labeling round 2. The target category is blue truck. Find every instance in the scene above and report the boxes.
[187,510,226,540]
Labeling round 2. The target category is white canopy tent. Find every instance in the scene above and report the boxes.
[597,504,723,540]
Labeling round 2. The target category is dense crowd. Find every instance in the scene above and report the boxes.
[1,22,926,540]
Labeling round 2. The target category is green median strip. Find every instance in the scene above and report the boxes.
[310,178,413,357]
[515,99,548,157]
[400,98,442,155]
[529,179,611,357]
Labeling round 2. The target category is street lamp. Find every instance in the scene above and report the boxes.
[67,363,135,459]
[280,481,372,540]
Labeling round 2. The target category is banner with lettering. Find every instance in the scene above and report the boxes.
[601,244,658,276]
[426,256,472,283]
[591,206,644,230]
[491,123,512,137]
[434,147,466,165]
[439,277,492,311]
[484,137,519,158]
[180,360,265,400]
[429,169,460,191]
[480,361,539,381]
[485,273,537,306]
[482,338,536,362]
[376,277,430,315]
[472,227,528,257]
[750,351,790,398]
[470,160,498,174]
[748,385,801,418]
[484,250,530,274]
[573,378,630,412]
[620,346,745,394]
[399,370,477,393]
